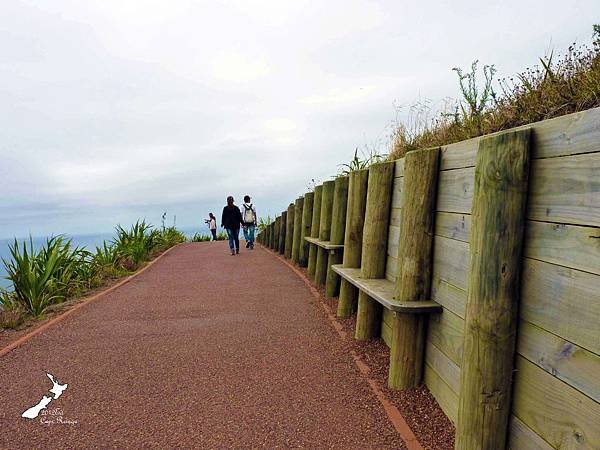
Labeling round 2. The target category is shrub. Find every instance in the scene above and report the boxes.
[191,233,211,242]
[2,236,84,316]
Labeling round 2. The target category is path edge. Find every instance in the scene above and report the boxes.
[261,246,424,450]
[0,243,182,358]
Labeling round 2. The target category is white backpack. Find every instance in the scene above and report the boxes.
[243,204,255,223]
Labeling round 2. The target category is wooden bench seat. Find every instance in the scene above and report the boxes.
[304,236,344,251]
[331,265,442,314]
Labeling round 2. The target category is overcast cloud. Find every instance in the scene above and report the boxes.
[1,0,598,237]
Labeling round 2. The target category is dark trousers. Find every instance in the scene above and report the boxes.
[210,229,217,241]
[226,227,240,250]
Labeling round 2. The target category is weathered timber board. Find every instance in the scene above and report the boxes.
[424,362,459,423]
[430,275,467,319]
[524,221,600,275]
[512,356,600,449]
[440,107,600,170]
[436,167,475,214]
[432,235,469,291]
[517,320,600,403]
[508,415,554,450]
[427,308,464,366]
[528,152,600,227]
[520,257,600,355]
[425,340,460,394]
[332,266,442,313]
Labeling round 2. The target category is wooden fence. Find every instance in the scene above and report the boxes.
[256,107,600,450]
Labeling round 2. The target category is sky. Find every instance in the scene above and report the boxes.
[0,0,598,238]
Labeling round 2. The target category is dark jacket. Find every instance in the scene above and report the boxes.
[221,205,243,230]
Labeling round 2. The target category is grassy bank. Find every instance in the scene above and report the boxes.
[389,25,600,158]
[0,220,186,329]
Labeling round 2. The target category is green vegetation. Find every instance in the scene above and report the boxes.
[390,25,600,158]
[0,220,186,324]
[338,148,386,175]
[191,231,227,242]
[257,216,273,233]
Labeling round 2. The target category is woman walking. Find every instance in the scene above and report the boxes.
[221,196,243,255]
[207,213,217,241]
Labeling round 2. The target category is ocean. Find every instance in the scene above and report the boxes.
[0,226,208,291]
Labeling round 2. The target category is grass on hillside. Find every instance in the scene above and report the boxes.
[0,220,186,326]
[389,25,600,158]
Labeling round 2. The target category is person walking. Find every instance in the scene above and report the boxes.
[221,196,243,255]
[241,195,257,250]
[207,213,217,241]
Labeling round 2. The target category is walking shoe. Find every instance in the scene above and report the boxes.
[250,244,254,250]
[246,241,250,248]
[236,248,240,254]
[230,249,235,256]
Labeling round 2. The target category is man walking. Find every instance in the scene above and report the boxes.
[221,196,243,255]
[241,195,257,250]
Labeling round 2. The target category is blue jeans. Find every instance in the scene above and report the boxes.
[226,228,240,250]
[243,225,255,245]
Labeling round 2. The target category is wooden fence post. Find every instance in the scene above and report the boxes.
[456,130,531,450]
[299,192,314,267]
[292,197,304,264]
[284,203,295,259]
[388,148,440,389]
[325,176,349,298]
[337,169,369,317]
[265,224,270,248]
[307,185,323,278]
[315,180,335,286]
[278,210,287,254]
[355,162,395,340]
[271,222,275,249]
[273,216,281,252]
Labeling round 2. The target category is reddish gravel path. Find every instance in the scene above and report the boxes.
[0,242,407,449]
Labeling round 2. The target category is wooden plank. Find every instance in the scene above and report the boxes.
[508,415,553,450]
[435,212,471,243]
[529,107,600,159]
[440,107,600,171]
[528,152,600,227]
[517,320,600,403]
[512,356,600,449]
[520,258,600,355]
[525,220,600,276]
[425,340,460,394]
[432,236,469,290]
[387,225,400,259]
[382,308,394,327]
[304,236,344,250]
[424,363,459,423]
[382,308,394,348]
[427,308,464,366]
[436,167,474,214]
[430,275,467,319]
[385,255,398,283]
[440,139,478,171]
[381,319,392,347]
[394,157,405,178]
[332,266,443,313]
[390,207,402,227]
[391,177,404,208]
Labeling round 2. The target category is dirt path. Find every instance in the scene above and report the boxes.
[0,242,406,449]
